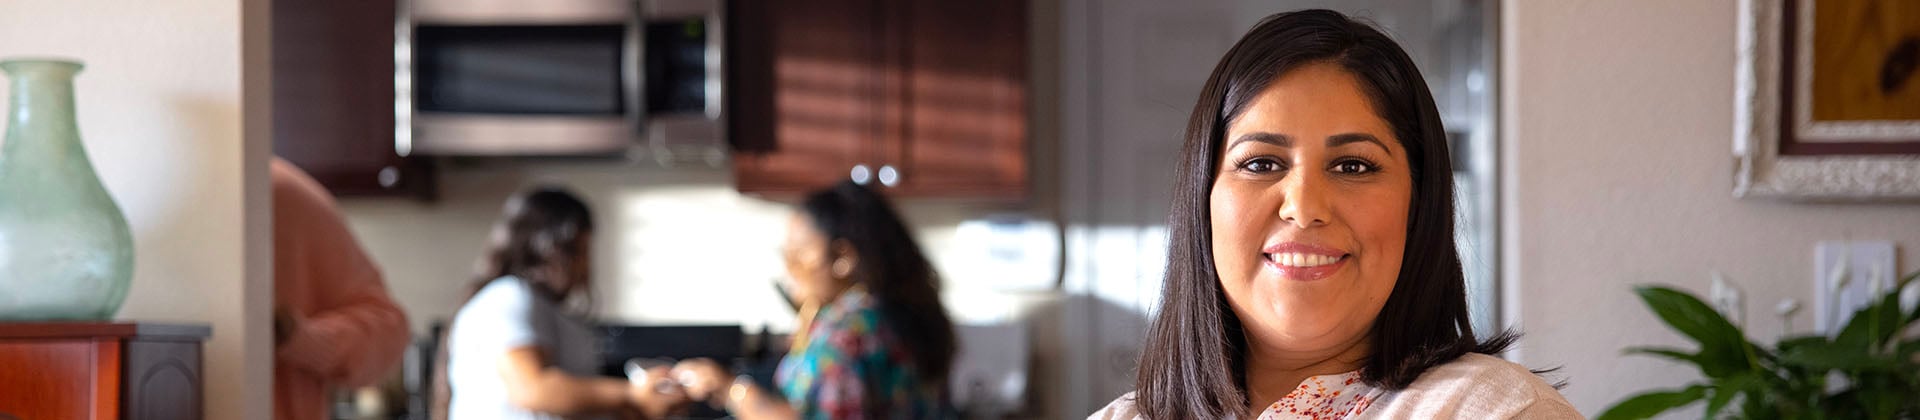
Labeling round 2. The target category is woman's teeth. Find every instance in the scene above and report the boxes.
[1268,252,1340,267]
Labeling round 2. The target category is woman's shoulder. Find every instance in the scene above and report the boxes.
[816,289,885,329]
[1087,392,1147,420]
[452,277,550,325]
[1363,353,1582,419]
[1420,353,1544,386]
[465,277,531,307]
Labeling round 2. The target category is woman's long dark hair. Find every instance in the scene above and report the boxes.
[800,181,957,385]
[1134,10,1514,419]
[469,186,596,302]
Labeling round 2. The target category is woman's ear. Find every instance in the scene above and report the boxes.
[829,239,859,280]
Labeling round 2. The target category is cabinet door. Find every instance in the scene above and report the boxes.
[0,340,120,420]
[881,0,1028,200]
[273,0,433,198]
[122,340,203,420]
[730,0,883,197]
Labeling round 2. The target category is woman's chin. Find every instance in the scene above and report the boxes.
[1256,302,1351,341]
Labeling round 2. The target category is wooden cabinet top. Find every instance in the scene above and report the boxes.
[0,322,210,341]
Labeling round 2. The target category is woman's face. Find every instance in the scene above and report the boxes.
[781,213,840,305]
[1210,62,1413,357]
[563,231,594,294]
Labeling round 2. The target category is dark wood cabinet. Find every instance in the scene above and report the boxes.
[728,0,882,197]
[731,0,1028,200]
[0,322,211,420]
[273,0,434,199]
[889,0,1029,199]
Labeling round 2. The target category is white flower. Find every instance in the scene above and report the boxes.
[1776,298,1801,335]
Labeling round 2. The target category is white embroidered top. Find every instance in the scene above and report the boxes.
[1088,354,1584,420]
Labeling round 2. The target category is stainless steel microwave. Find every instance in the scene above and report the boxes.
[396,0,725,163]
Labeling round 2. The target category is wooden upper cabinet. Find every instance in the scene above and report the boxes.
[273,0,434,199]
[730,0,881,197]
[885,0,1028,199]
[730,0,1029,200]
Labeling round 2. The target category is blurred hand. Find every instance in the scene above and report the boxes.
[628,365,690,419]
[272,307,299,346]
[612,406,646,420]
[670,358,732,401]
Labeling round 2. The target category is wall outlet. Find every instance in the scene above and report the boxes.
[1813,241,1898,334]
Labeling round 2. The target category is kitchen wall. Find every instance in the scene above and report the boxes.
[0,1,273,419]
[1501,0,1920,416]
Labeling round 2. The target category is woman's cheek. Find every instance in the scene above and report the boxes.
[1210,184,1263,279]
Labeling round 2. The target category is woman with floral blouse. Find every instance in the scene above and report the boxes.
[673,181,956,419]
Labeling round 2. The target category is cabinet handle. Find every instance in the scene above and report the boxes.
[877,165,900,187]
[378,166,401,189]
[850,164,873,185]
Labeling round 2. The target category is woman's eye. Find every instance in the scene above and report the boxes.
[1331,159,1377,174]
[1239,158,1284,174]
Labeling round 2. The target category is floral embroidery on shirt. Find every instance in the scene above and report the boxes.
[1256,371,1385,420]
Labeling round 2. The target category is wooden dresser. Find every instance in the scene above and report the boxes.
[0,322,211,420]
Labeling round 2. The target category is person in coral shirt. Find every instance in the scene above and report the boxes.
[272,157,412,420]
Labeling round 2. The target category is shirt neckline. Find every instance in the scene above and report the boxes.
[1256,370,1381,420]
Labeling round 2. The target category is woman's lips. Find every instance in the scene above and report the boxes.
[1261,242,1350,281]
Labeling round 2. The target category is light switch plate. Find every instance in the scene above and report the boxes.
[1813,240,1898,334]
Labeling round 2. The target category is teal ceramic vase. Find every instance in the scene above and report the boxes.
[0,58,134,320]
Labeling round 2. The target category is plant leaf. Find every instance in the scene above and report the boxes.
[1871,287,1903,348]
[1778,339,1898,371]
[1635,286,1752,377]
[1834,303,1876,350]
[1848,374,1906,420]
[1774,335,1828,352]
[1625,346,1702,365]
[1705,374,1759,419]
[1901,271,1920,326]
[1834,285,1907,352]
[1596,385,1709,420]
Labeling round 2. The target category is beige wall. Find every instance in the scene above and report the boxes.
[0,0,271,419]
[1502,0,1920,415]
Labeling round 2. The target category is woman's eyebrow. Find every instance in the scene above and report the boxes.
[1230,132,1291,149]
[1328,133,1392,156]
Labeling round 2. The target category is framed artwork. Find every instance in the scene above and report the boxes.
[1735,0,1920,200]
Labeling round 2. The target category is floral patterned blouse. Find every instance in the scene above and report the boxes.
[1255,371,1385,419]
[775,289,944,419]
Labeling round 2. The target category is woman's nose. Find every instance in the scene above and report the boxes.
[1277,172,1330,229]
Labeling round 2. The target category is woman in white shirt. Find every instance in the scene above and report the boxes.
[1090,10,1581,420]
[446,187,686,419]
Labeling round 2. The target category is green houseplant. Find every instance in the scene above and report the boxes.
[1598,271,1920,420]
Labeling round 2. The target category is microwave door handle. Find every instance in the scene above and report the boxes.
[705,4,724,121]
[625,18,646,138]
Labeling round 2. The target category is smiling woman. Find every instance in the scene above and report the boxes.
[1089,10,1579,420]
